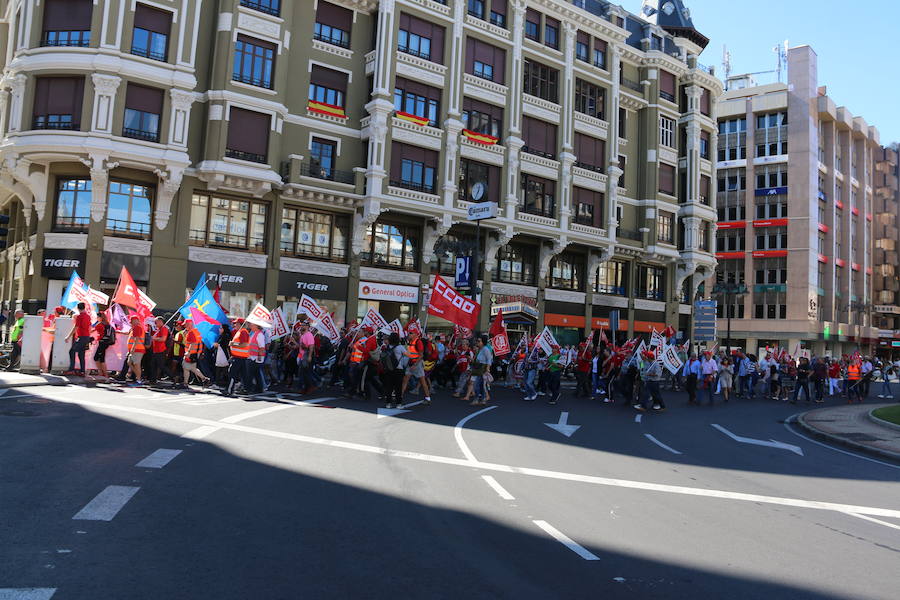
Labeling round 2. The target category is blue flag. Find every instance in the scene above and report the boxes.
[60,271,95,313]
[178,273,230,348]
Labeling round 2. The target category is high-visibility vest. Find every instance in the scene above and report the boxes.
[128,329,145,354]
[249,332,266,359]
[185,328,203,356]
[847,364,861,380]
[230,329,250,358]
[350,337,367,363]
[407,340,422,364]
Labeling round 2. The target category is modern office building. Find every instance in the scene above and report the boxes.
[711,45,879,356]
[0,0,719,342]
[873,144,900,357]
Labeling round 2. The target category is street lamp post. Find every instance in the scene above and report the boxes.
[714,282,746,354]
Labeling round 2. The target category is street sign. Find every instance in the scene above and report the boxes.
[467,201,498,221]
[693,299,718,342]
[609,310,620,336]
[455,256,471,288]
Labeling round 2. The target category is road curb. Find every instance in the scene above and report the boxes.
[795,411,900,463]
[868,408,900,432]
[0,379,70,389]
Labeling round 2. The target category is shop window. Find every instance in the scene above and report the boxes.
[550,253,584,290]
[131,4,171,61]
[190,194,268,252]
[123,83,163,142]
[495,243,536,285]
[41,0,92,47]
[280,208,349,261]
[107,181,152,239]
[233,35,276,89]
[361,222,419,271]
[314,2,352,48]
[32,76,84,131]
[637,265,665,300]
[54,178,92,231]
[225,107,270,163]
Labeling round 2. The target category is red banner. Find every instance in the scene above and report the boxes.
[427,275,480,331]
[489,309,510,357]
[112,266,140,309]
[717,221,746,230]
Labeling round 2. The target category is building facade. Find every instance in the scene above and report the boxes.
[873,144,900,357]
[0,0,719,343]
[711,45,879,357]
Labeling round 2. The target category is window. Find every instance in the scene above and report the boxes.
[55,178,91,231]
[394,77,441,127]
[650,34,662,51]
[756,111,787,129]
[362,222,419,270]
[458,159,500,203]
[465,38,506,84]
[131,4,170,61]
[700,88,711,116]
[618,107,626,138]
[657,212,674,243]
[523,60,558,103]
[225,107,270,163]
[544,17,559,50]
[594,38,608,70]
[573,187,603,228]
[240,0,280,17]
[575,31,589,62]
[717,259,745,285]
[32,76,84,130]
[280,208,349,261]
[467,0,485,19]
[524,9,541,41]
[462,97,503,138]
[754,302,787,319]
[659,115,675,148]
[123,84,163,142]
[489,0,507,28]
[233,35,275,89]
[107,181,152,239]
[398,13,444,63]
[41,0,91,47]
[522,116,557,159]
[817,231,826,255]
[309,138,337,179]
[699,223,710,251]
[618,155,626,182]
[637,265,665,300]
[700,130,710,159]
[521,174,556,218]
[314,2,353,48]
[190,194,268,252]
[718,118,747,134]
[391,142,438,193]
[550,253,584,291]
[574,133,605,172]
[309,65,348,108]
[659,70,676,102]
[596,260,626,295]
[755,227,787,250]
[700,175,711,205]
[755,166,788,190]
[574,79,605,120]
[659,163,676,196]
[716,230,745,252]
[495,243,536,284]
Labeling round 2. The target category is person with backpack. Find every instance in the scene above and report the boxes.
[178,319,212,390]
[401,329,432,405]
[149,316,171,384]
[878,360,894,399]
[382,332,406,408]
[226,320,251,396]
[93,312,115,381]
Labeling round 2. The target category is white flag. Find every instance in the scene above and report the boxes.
[299,294,327,321]
[316,312,341,343]
[534,327,559,355]
[88,287,110,306]
[661,344,684,375]
[270,307,289,339]
[650,329,665,348]
[380,319,404,336]
[137,288,157,311]
[246,302,273,328]
[361,307,388,331]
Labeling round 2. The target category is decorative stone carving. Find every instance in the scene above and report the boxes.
[169,89,196,146]
[422,214,452,265]
[10,158,47,223]
[153,166,184,230]
[103,236,152,256]
[188,245,268,269]
[360,266,420,286]
[279,257,349,278]
[484,225,514,266]
[79,155,119,223]
[6,73,26,132]
[91,74,121,133]
[236,12,281,40]
[538,236,569,281]
[44,233,88,250]
[351,199,384,256]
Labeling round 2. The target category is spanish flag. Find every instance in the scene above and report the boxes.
[395,111,430,127]
[462,129,499,145]
[308,100,347,119]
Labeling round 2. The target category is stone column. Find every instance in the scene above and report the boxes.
[503,1,527,218]
[0,89,10,138]
[7,74,26,132]
[558,23,577,228]
[605,46,622,237]
[168,89,195,147]
[90,74,121,134]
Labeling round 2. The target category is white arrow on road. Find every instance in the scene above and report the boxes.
[377,400,423,419]
[544,412,581,437]
[711,423,804,456]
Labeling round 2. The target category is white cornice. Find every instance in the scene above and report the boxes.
[43,233,87,250]
[188,246,267,269]
[103,236,152,257]
[279,257,349,278]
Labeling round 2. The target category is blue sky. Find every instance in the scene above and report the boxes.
[684,0,900,144]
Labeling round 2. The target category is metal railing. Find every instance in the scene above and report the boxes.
[239,0,280,17]
[574,161,603,173]
[226,149,267,164]
[660,90,676,103]
[40,32,90,47]
[313,31,350,49]
[522,146,556,160]
[620,77,643,93]
[232,72,273,89]
[389,179,436,194]
[106,220,151,239]
[122,128,159,143]
[32,118,77,131]
[130,45,166,61]
[300,162,355,185]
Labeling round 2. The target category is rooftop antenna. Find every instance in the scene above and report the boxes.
[773,40,788,82]
[722,44,732,79]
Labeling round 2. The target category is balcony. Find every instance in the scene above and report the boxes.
[40,31,90,47]
[54,217,90,233]
[573,161,603,173]
[620,77,643,93]
[225,149,268,164]
[389,179,436,195]
[240,0,280,17]
[131,45,166,62]
[521,147,556,160]
[122,128,159,143]
[232,72,274,90]
[636,289,665,301]
[32,117,78,131]
[617,228,643,241]
[313,30,350,49]
[106,220,151,240]
[299,162,355,185]
[659,91,676,103]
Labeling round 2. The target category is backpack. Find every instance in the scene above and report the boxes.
[424,339,438,361]
[102,325,117,346]
[381,345,399,372]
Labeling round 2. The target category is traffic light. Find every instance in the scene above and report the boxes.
[0,214,8,249]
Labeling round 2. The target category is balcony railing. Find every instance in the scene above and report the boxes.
[240,0,280,17]
[130,45,166,62]
[389,179,436,194]
[660,90,676,103]
[596,284,626,296]
[398,46,432,61]
[522,146,556,160]
[225,149,268,164]
[122,128,159,143]
[620,77,643,93]
[54,217,89,231]
[40,32,90,47]
[617,228,643,241]
[313,31,350,49]
[32,117,77,131]
[574,161,603,173]
[232,72,273,89]
[300,162,355,185]
[106,220,151,239]
[637,289,665,301]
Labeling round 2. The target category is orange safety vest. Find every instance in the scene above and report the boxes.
[407,339,422,364]
[847,364,861,380]
[230,329,250,358]
[128,328,145,354]
[350,337,367,363]
[248,331,266,360]
[185,328,203,356]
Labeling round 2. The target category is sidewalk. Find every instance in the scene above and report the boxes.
[797,402,900,462]
[0,370,72,389]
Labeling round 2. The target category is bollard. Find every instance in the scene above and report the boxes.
[18,315,44,374]
[51,317,74,374]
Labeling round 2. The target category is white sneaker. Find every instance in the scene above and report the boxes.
[423,397,432,405]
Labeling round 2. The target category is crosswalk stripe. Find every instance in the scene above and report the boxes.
[135,449,182,469]
[72,486,140,521]
[0,590,57,600]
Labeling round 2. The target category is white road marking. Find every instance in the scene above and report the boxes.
[135,448,182,469]
[844,512,900,532]
[219,404,295,424]
[783,417,900,471]
[0,589,57,600]
[180,425,219,440]
[644,434,682,455]
[72,486,140,521]
[454,405,498,461]
[544,412,581,437]
[48,396,900,520]
[712,423,804,456]
[634,414,642,423]
[532,520,600,561]
[0,389,9,396]
[481,475,515,500]
[377,399,423,419]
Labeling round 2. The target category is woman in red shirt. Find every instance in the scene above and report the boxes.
[93,312,113,381]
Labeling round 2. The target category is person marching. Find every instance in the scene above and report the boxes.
[401,329,431,405]
[846,356,863,403]
[226,320,251,396]
[93,312,115,382]
[125,315,146,385]
[246,322,267,393]
[179,319,211,389]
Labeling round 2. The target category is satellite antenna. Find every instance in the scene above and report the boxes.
[722,44,732,79]
[773,40,788,82]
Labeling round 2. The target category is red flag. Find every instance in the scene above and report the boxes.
[598,329,609,344]
[427,275,480,331]
[112,266,140,309]
[663,325,676,339]
[489,309,510,357]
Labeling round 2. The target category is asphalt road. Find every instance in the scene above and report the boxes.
[1,379,899,600]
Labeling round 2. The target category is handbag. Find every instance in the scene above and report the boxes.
[215,346,229,368]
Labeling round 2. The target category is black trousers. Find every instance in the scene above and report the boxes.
[685,373,698,403]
